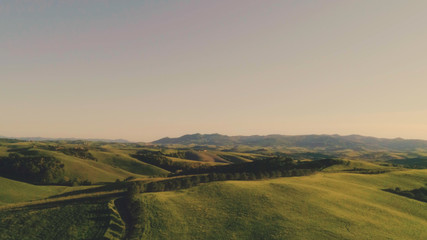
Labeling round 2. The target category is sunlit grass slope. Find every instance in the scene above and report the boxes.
[138,170,427,240]
[0,146,9,157]
[181,150,229,163]
[0,177,67,205]
[40,150,145,183]
[215,152,253,163]
[323,159,401,172]
[0,141,168,183]
[165,156,223,167]
[0,177,100,206]
[90,150,169,176]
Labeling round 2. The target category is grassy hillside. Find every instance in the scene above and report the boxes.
[322,159,401,173]
[0,141,170,184]
[43,150,147,183]
[181,150,229,163]
[0,177,67,205]
[161,149,230,163]
[89,150,169,176]
[0,146,9,157]
[215,152,253,163]
[0,198,122,240]
[165,157,222,166]
[135,170,427,240]
[0,176,100,206]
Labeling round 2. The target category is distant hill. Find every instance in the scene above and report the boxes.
[154,134,235,146]
[0,136,130,143]
[153,133,427,151]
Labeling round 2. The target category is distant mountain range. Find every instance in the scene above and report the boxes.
[153,133,427,151]
[0,136,130,143]
[2,133,427,151]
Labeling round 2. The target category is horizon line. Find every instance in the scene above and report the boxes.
[1,132,427,143]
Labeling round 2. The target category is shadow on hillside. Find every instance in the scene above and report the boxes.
[383,187,427,203]
[342,168,388,174]
[48,182,129,199]
[1,192,123,213]
[387,158,427,169]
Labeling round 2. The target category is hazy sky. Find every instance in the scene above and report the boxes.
[1,0,427,142]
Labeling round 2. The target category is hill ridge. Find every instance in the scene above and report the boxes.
[153,133,427,151]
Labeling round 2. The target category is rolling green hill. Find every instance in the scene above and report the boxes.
[0,141,170,184]
[0,177,99,206]
[89,150,169,177]
[174,150,229,163]
[134,170,427,240]
[38,150,149,183]
[0,177,67,205]
[0,198,123,240]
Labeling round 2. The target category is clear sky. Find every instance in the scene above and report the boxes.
[1,0,427,142]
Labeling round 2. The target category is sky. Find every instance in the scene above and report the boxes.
[1,0,427,142]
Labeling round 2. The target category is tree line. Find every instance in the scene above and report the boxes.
[126,158,344,194]
[0,153,92,186]
[132,150,343,178]
[39,145,96,160]
[386,186,427,203]
[0,153,65,184]
[170,157,343,176]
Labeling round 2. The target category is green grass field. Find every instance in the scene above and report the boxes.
[0,146,9,157]
[135,170,427,240]
[0,168,426,239]
[45,150,146,183]
[0,176,102,206]
[322,159,401,172]
[0,177,67,205]
[90,150,169,177]
[0,198,120,240]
